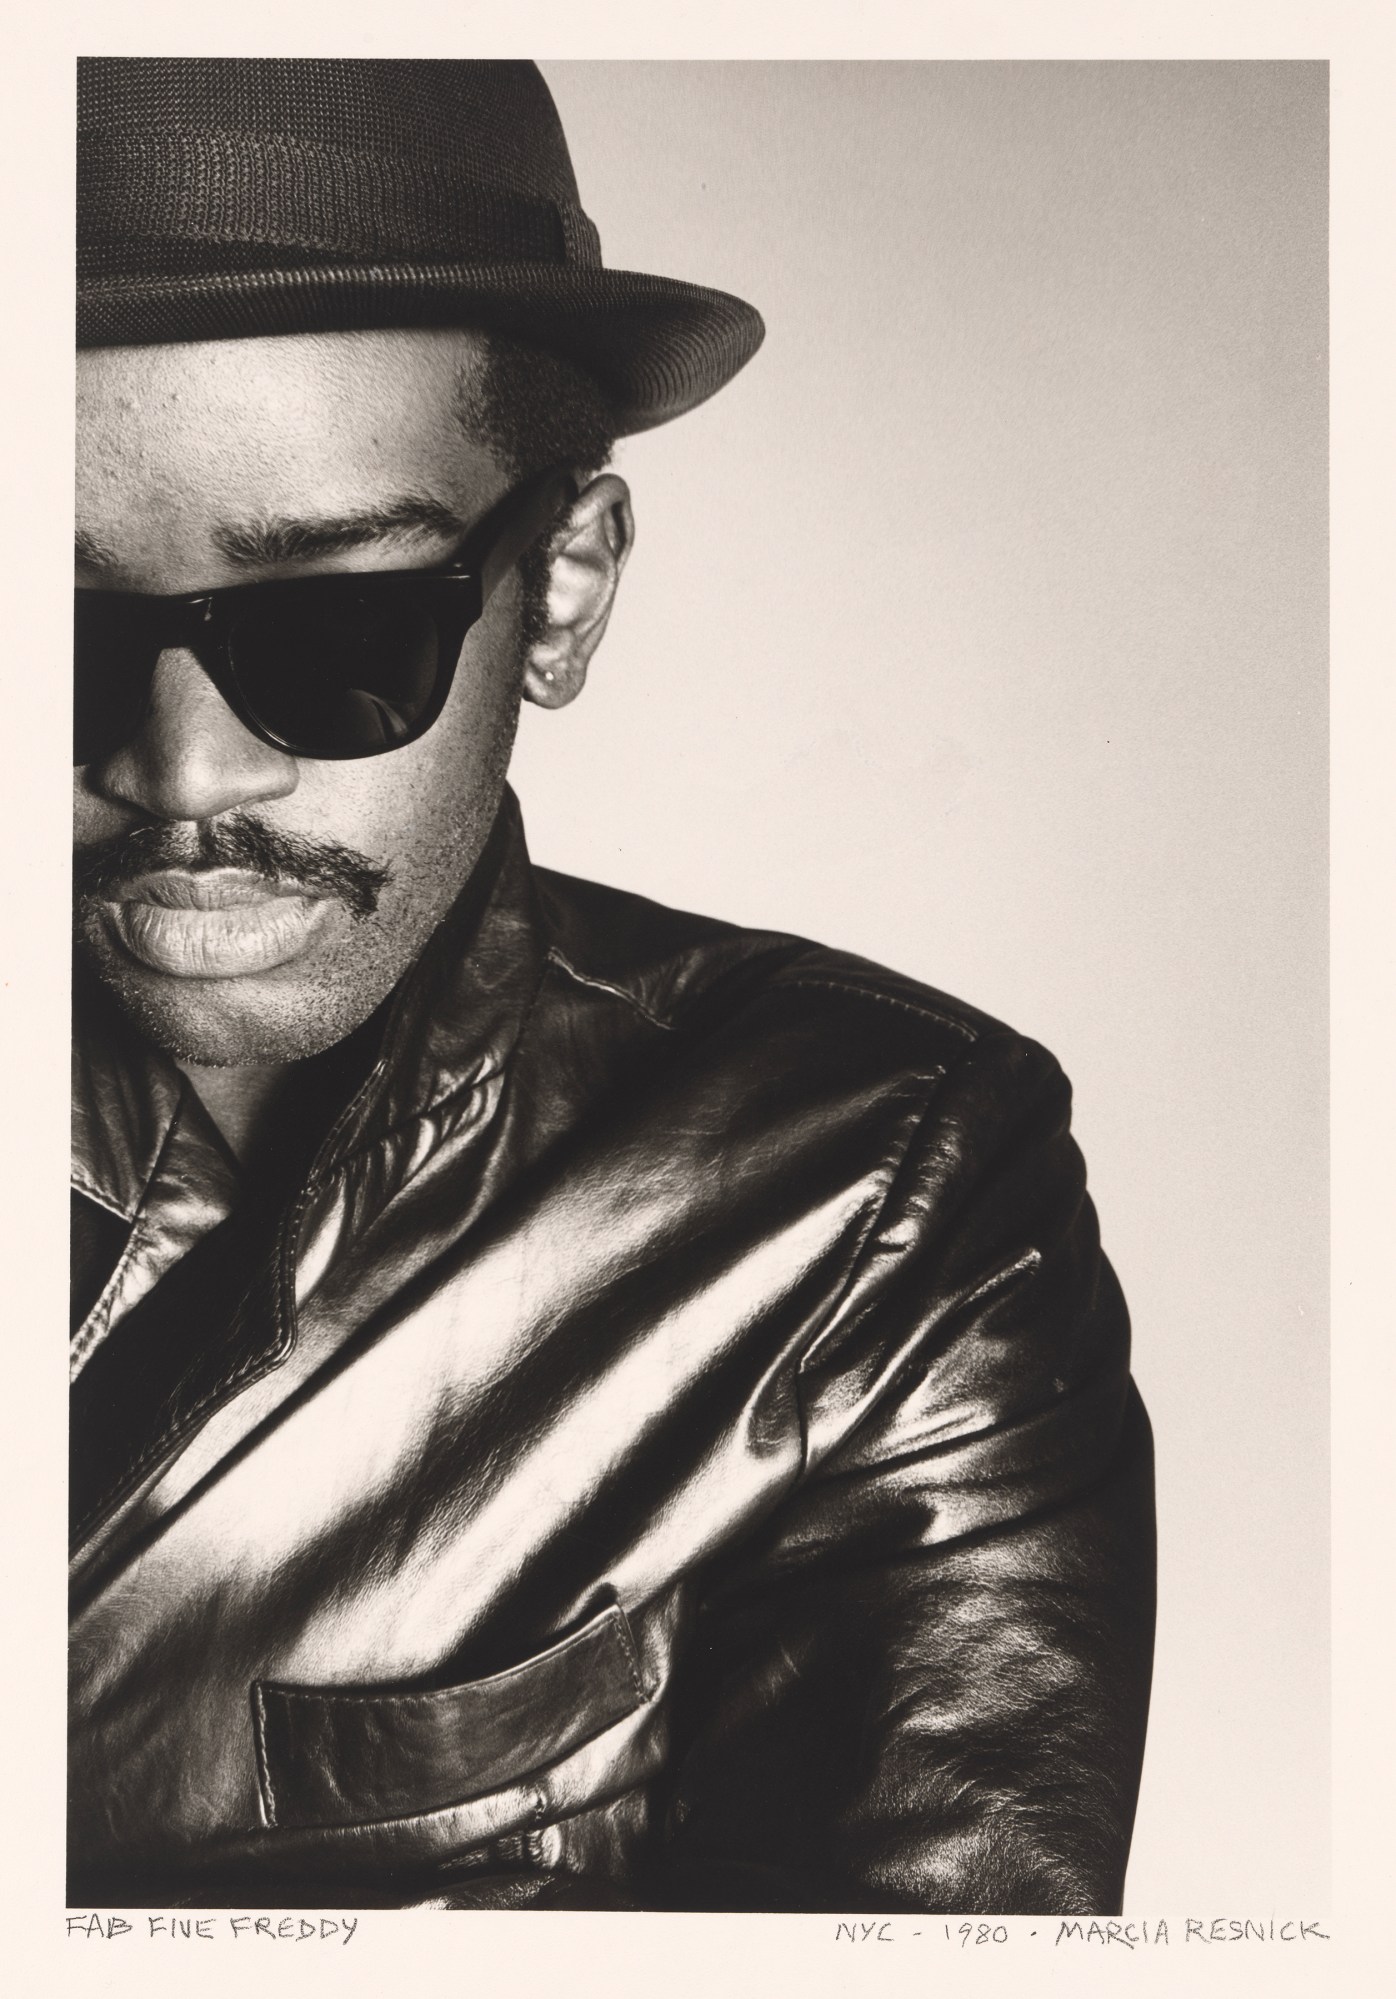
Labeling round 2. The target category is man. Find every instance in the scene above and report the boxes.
[71,57,1155,1913]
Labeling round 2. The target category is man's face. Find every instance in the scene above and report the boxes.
[75,327,527,1067]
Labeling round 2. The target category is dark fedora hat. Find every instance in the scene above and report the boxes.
[77,58,764,435]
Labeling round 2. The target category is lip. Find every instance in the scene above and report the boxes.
[96,869,334,977]
[111,868,312,911]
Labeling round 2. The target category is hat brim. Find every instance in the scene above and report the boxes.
[76,261,765,435]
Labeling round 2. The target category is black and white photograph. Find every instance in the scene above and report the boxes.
[4,1,1376,1985]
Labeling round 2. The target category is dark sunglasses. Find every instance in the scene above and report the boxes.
[74,467,579,765]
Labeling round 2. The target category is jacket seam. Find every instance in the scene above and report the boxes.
[258,1605,635,1713]
[543,954,994,1048]
[771,976,982,1040]
[791,1069,951,1484]
[69,1171,138,1224]
[611,1604,652,1704]
[69,1216,146,1378]
[69,1079,195,1376]
[792,1031,1068,1490]
[543,945,677,1032]
[251,1680,279,1827]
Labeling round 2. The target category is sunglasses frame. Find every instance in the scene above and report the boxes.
[74,465,580,765]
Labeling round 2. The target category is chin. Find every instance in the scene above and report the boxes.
[77,940,392,1068]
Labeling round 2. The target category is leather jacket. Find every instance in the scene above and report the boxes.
[69,792,1155,1913]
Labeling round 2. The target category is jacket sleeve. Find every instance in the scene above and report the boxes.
[652,1028,1156,1914]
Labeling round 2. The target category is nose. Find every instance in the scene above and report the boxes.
[83,647,299,822]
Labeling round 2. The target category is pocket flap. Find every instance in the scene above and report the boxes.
[253,1603,649,1830]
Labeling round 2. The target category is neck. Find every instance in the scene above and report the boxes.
[175,1006,387,1181]
[175,1059,298,1170]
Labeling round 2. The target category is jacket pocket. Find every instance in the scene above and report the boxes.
[252,1603,650,1831]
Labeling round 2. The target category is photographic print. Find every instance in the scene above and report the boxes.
[54,35,1333,1961]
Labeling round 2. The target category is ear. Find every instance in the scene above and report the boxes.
[522,473,634,709]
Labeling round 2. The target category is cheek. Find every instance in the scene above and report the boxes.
[296,636,523,914]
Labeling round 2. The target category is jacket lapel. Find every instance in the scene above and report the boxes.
[69,1186,289,1556]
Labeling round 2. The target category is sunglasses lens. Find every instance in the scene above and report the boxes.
[227,578,457,756]
[74,570,483,764]
[73,594,160,765]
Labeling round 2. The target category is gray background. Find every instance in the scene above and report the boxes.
[515,61,1329,1909]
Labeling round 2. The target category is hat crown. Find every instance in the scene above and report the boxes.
[78,58,583,210]
[76,58,765,434]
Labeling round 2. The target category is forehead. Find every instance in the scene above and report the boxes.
[76,328,499,572]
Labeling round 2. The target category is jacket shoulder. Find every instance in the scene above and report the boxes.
[532,864,1023,1071]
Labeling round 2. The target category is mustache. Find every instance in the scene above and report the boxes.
[72,815,392,919]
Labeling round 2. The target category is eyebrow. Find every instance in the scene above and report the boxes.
[212,496,470,568]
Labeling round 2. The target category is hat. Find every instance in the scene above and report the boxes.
[77,58,765,435]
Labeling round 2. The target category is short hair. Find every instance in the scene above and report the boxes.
[457,335,619,649]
